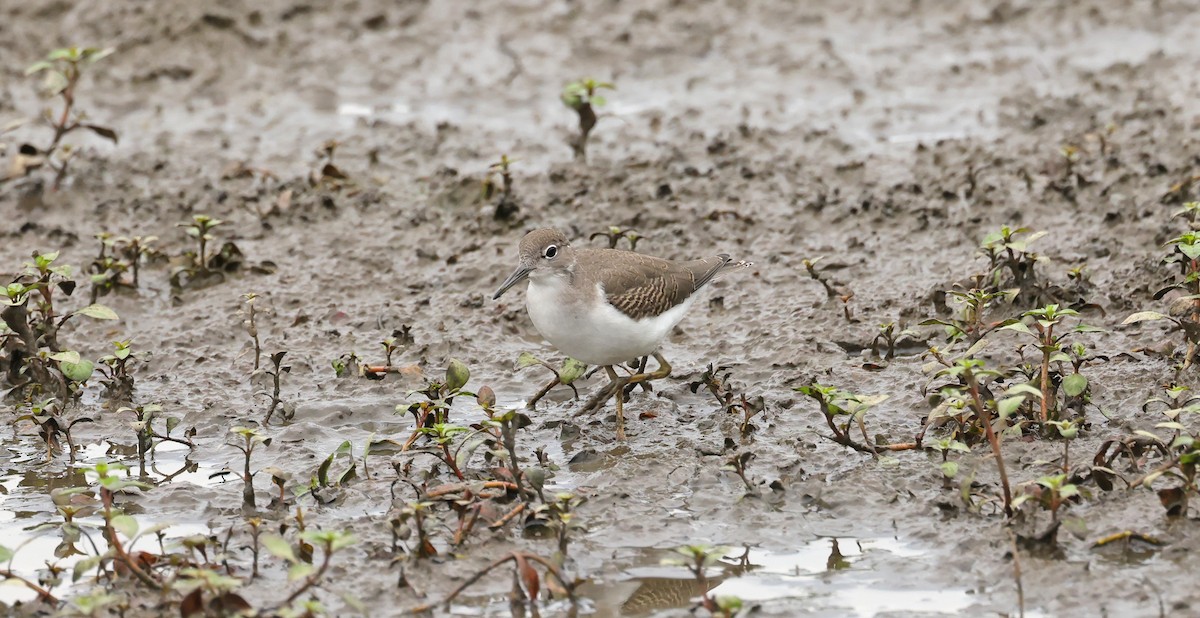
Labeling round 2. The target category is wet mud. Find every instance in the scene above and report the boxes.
[3,0,1200,616]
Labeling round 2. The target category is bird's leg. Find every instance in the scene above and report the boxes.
[579,373,622,414]
[623,356,651,398]
[626,352,672,387]
[606,365,627,441]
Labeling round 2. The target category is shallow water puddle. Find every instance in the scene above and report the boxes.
[0,437,223,606]
[449,537,975,617]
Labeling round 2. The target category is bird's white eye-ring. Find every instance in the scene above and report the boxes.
[544,245,558,259]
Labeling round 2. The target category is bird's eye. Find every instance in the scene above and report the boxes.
[544,245,558,259]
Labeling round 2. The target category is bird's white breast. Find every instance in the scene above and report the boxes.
[525,276,694,366]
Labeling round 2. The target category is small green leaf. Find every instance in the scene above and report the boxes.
[996,396,1024,420]
[262,535,297,563]
[288,562,315,581]
[1063,373,1088,397]
[559,358,588,384]
[516,352,542,369]
[0,544,12,563]
[110,515,138,539]
[445,358,470,392]
[940,461,959,478]
[75,304,119,320]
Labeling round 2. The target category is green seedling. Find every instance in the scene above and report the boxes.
[516,352,587,408]
[229,426,271,509]
[178,214,223,274]
[398,358,474,448]
[15,397,93,462]
[561,78,614,161]
[922,286,1011,343]
[97,339,139,402]
[258,351,293,424]
[527,493,588,567]
[87,233,130,302]
[482,153,520,220]
[175,567,251,616]
[118,403,192,476]
[16,47,117,189]
[796,383,914,454]
[416,423,470,480]
[1000,304,1101,424]
[82,460,158,588]
[1124,231,1200,369]
[933,359,1018,517]
[1172,202,1200,228]
[115,234,157,288]
[1011,474,1085,545]
[662,544,730,615]
[391,501,438,559]
[871,321,920,360]
[590,226,645,251]
[978,225,1046,304]
[928,437,970,488]
[261,529,356,612]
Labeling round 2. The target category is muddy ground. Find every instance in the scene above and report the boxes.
[2,0,1200,616]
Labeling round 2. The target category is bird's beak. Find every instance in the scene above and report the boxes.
[493,266,532,300]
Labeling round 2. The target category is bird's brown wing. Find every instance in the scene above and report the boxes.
[584,249,732,320]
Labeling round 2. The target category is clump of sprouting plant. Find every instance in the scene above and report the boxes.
[1124,230,1200,370]
[309,139,352,189]
[14,397,94,462]
[526,493,588,566]
[561,78,614,161]
[689,363,765,436]
[2,250,119,400]
[922,286,1011,344]
[85,233,158,301]
[516,351,587,408]
[361,326,415,378]
[119,402,193,476]
[977,225,1049,305]
[796,383,916,454]
[662,545,743,617]
[5,47,118,189]
[871,321,920,361]
[171,214,244,289]
[96,339,140,403]
[590,226,644,250]
[1084,386,1200,516]
[928,437,970,489]
[87,233,128,302]
[923,357,1042,518]
[1000,304,1103,426]
[481,153,520,220]
[397,358,475,446]
[1011,473,1085,546]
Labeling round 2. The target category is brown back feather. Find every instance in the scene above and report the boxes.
[580,249,733,320]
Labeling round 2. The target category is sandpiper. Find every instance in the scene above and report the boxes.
[493,228,751,439]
